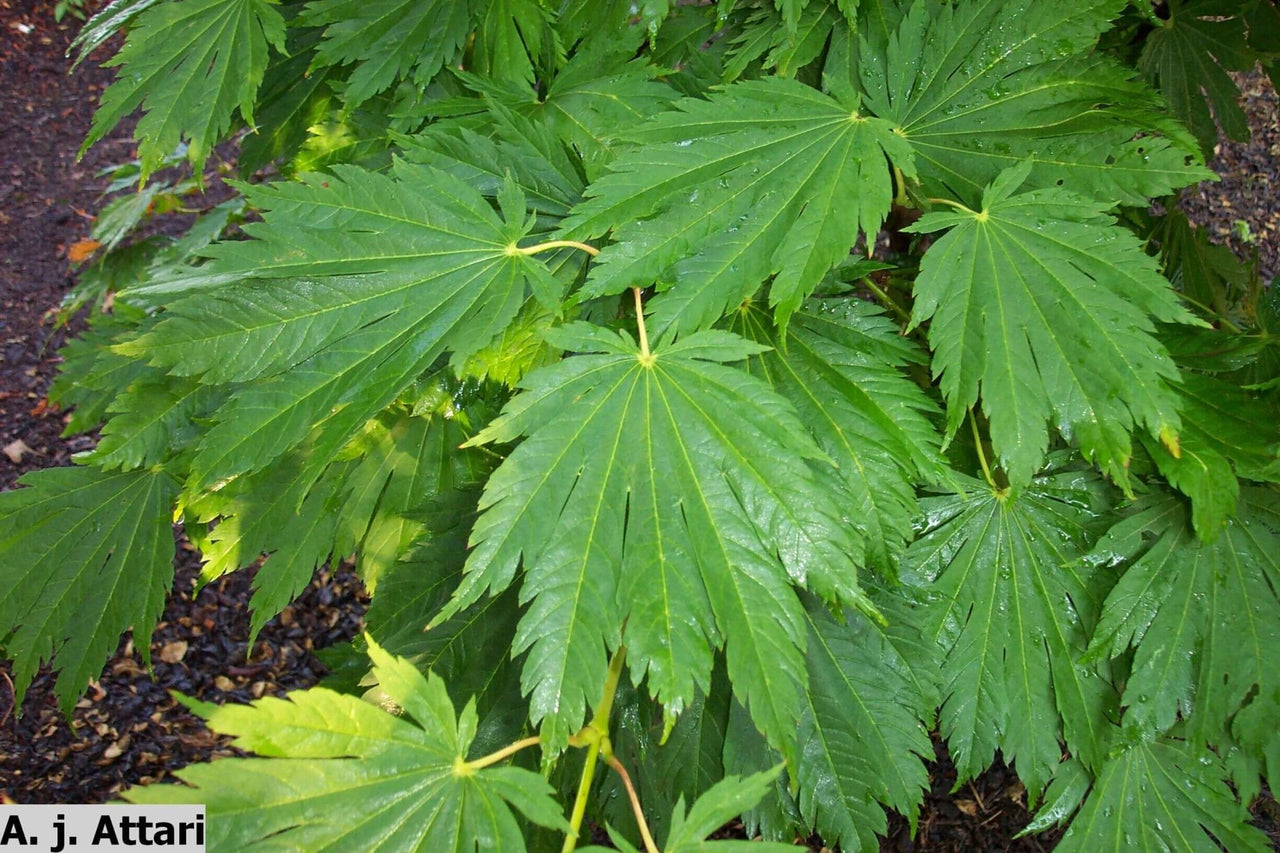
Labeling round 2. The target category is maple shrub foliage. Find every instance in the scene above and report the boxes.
[5,0,1280,848]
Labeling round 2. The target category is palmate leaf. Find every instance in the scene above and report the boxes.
[1054,739,1270,852]
[794,595,938,851]
[731,298,945,573]
[457,34,679,162]
[115,163,565,489]
[363,487,526,755]
[561,77,914,335]
[83,0,287,177]
[1084,489,1280,761]
[331,410,489,589]
[907,162,1198,488]
[902,469,1115,801]
[187,454,345,647]
[0,467,177,712]
[297,0,472,107]
[1142,371,1280,538]
[126,639,569,850]
[853,0,1212,206]
[437,322,873,755]
[1138,0,1255,155]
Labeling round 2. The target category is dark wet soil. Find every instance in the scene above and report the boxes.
[0,1,1276,848]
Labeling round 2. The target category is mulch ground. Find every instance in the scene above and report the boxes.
[0,1,1277,848]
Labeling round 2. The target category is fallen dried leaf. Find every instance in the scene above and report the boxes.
[158,640,188,664]
[955,799,979,817]
[67,238,101,263]
[3,439,35,463]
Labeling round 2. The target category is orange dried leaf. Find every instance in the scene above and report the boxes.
[67,238,101,263]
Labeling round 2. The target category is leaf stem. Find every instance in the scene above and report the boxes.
[860,276,912,325]
[893,165,909,207]
[513,239,600,258]
[464,735,542,771]
[562,644,628,853]
[927,196,973,213]
[606,755,659,853]
[969,407,998,491]
[633,288,652,361]
[1176,291,1245,334]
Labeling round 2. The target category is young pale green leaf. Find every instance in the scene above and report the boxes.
[1055,739,1270,852]
[857,0,1212,206]
[126,638,569,850]
[902,470,1115,801]
[438,323,873,756]
[907,167,1198,488]
[731,298,945,574]
[114,163,561,489]
[297,0,471,107]
[1085,490,1280,752]
[562,77,914,335]
[795,597,937,851]
[0,467,176,712]
[1138,0,1255,155]
[84,0,286,178]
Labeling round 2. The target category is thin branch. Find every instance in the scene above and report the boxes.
[606,755,660,853]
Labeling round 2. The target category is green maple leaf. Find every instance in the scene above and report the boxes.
[187,454,344,647]
[364,487,526,751]
[437,322,874,755]
[115,164,566,489]
[0,467,177,712]
[1141,371,1280,538]
[731,298,945,574]
[83,0,287,178]
[457,33,679,162]
[1054,739,1270,852]
[471,0,552,86]
[902,469,1116,801]
[907,161,1199,488]
[1138,0,1255,155]
[126,638,570,850]
[85,377,224,471]
[1085,490,1280,757]
[562,77,914,335]
[856,0,1212,206]
[795,596,937,850]
[297,0,472,107]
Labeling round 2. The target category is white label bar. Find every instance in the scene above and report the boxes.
[0,806,205,852]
